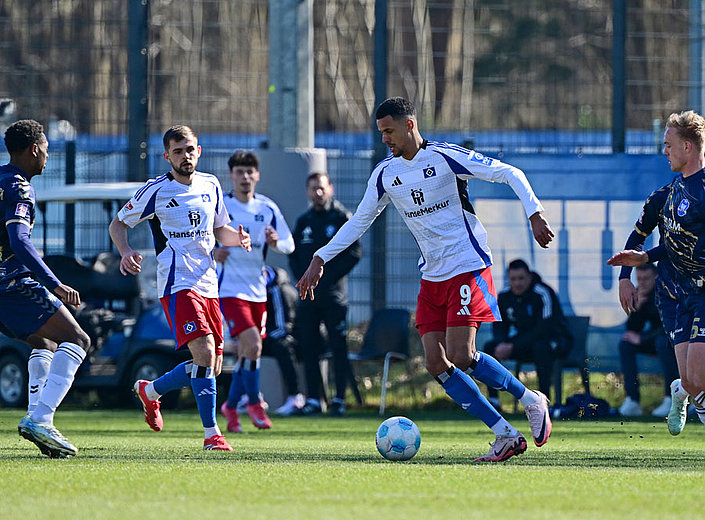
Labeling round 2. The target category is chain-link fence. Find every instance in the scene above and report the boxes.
[0,0,703,326]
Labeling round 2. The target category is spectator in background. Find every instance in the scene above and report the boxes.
[483,259,571,410]
[617,263,679,416]
[289,172,362,416]
[264,265,306,416]
[216,150,295,432]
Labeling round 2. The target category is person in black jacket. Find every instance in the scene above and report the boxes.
[483,259,571,409]
[617,263,679,416]
[289,172,362,415]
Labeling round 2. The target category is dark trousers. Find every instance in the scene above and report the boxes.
[262,335,300,396]
[483,337,554,398]
[619,333,679,401]
[295,301,351,401]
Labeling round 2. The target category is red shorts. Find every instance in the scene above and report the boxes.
[415,267,501,337]
[220,297,267,338]
[160,289,224,351]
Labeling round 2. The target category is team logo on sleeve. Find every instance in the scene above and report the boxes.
[14,202,29,218]
[677,199,690,217]
[255,214,264,222]
[423,167,436,178]
[183,321,197,334]
[411,188,425,205]
[469,151,494,166]
[201,194,211,202]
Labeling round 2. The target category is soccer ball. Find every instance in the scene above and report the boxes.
[375,416,421,461]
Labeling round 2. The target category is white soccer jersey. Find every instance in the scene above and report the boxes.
[217,193,294,302]
[315,141,544,282]
[117,171,230,298]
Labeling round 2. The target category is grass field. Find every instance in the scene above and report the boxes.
[0,408,702,520]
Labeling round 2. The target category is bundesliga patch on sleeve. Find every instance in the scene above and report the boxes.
[123,201,133,211]
[14,202,29,218]
[469,151,494,166]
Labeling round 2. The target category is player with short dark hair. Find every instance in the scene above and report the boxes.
[3,119,92,458]
[109,125,251,451]
[297,97,555,462]
[216,150,294,431]
[609,109,705,435]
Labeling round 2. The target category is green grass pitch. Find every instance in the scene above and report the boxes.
[0,408,702,519]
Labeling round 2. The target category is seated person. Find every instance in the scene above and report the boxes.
[617,264,679,417]
[483,259,571,410]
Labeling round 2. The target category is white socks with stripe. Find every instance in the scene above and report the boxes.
[31,342,86,425]
[27,349,54,414]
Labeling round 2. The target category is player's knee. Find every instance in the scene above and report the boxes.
[425,358,447,377]
[446,350,472,372]
[72,329,91,351]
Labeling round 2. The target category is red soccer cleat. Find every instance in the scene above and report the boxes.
[203,434,233,451]
[247,401,272,430]
[220,402,243,433]
[134,380,163,432]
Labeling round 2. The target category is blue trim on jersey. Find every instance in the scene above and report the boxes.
[376,166,387,201]
[166,293,179,344]
[140,190,159,220]
[217,260,225,289]
[473,271,502,321]
[434,149,474,178]
[163,249,177,297]
[134,174,167,201]
[462,213,492,266]
[428,141,472,155]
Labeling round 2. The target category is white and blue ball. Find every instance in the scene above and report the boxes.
[375,416,421,461]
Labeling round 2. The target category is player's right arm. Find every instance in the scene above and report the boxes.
[108,216,142,276]
[616,184,670,314]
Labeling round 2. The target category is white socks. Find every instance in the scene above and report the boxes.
[144,382,161,401]
[204,425,222,438]
[519,389,540,407]
[27,349,54,414]
[491,418,518,437]
[31,342,86,425]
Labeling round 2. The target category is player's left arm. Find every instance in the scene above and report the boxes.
[214,224,252,251]
[449,147,553,247]
[266,204,295,254]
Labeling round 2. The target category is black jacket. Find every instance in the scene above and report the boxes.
[265,266,298,340]
[624,288,664,344]
[289,200,362,305]
[493,273,572,355]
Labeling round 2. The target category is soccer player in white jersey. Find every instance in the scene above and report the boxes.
[298,97,555,462]
[215,151,295,431]
[109,125,251,451]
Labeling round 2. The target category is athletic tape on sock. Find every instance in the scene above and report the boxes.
[434,366,455,384]
[191,364,215,379]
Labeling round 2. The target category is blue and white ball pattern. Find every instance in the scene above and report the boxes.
[375,416,421,461]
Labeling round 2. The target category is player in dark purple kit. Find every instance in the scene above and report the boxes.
[609,110,705,434]
[0,119,91,457]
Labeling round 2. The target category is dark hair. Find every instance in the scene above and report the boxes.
[228,150,259,170]
[375,97,416,120]
[507,258,530,272]
[636,263,657,274]
[5,119,44,154]
[306,171,331,186]
[162,125,197,151]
